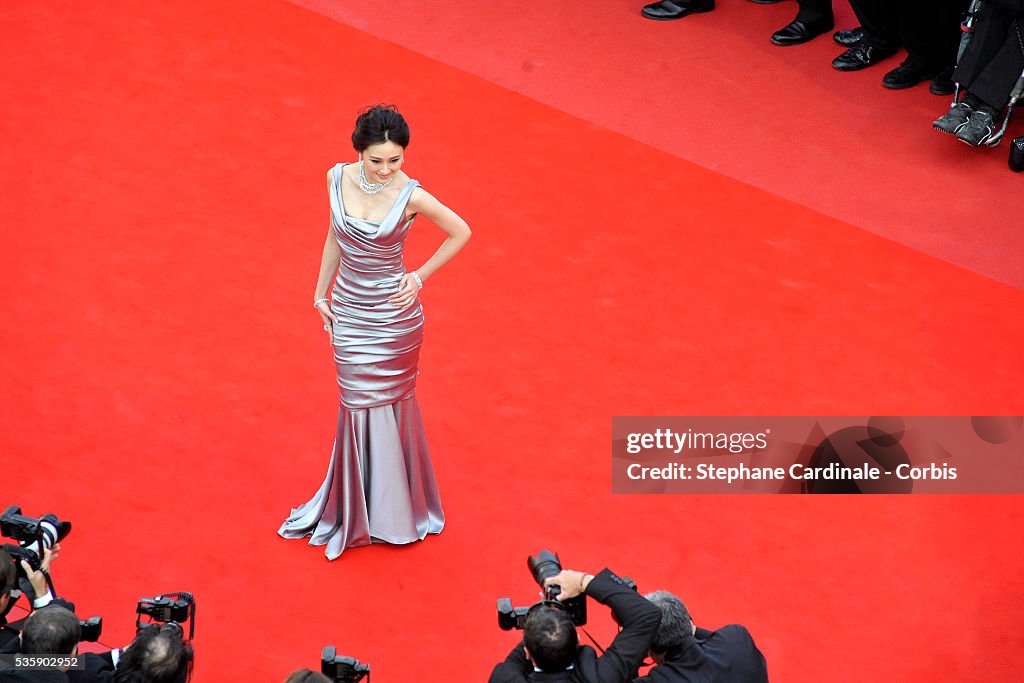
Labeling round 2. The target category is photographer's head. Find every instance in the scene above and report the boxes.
[523,603,578,672]
[645,591,695,663]
[283,670,331,683]
[21,605,80,656]
[114,623,193,683]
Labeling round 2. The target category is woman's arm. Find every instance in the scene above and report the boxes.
[313,224,341,338]
[389,187,471,310]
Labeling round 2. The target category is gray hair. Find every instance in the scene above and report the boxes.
[645,590,694,653]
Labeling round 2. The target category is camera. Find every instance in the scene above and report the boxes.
[80,615,103,642]
[321,646,370,682]
[1,506,71,573]
[137,592,196,641]
[1,505,73,606]
[496,549,588,630]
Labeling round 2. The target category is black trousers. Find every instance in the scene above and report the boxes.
[848,0,969,67]
[795,0,833,23]
[954,0,1024,109]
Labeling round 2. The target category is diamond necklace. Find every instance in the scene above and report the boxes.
[358,162,393,195]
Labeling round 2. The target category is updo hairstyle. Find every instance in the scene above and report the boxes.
[351,104,410,152]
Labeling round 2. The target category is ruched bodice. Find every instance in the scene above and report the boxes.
[329,163,424,410]
[329,163,420,307]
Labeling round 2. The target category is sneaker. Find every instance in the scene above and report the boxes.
[956,106,998,146]
[933,102,974,135]
[882,58,939,89]
[929,66,955,96]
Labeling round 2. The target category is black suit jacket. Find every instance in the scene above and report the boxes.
[633,625,768,683]
[0,671,68,683]
[0,652,112,683]
[67,652,114,683]
[0,627,18,655]
[489,569,662,683]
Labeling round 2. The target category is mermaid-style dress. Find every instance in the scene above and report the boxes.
[278,163,444,559]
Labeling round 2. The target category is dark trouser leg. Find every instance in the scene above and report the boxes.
[795,0,833,23]
[849,0,899,48]
[954,2,1016,94]
[969,19,1024,109]
[899,0,970,68]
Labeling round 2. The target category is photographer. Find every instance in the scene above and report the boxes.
[0,549,18,651]
[282,671,330,683]
[0,605,83,682]
[636,591,767,682]
[110,624,191,683]
[0,546,120,683]
[1,546,63,654]
[490,568,661,683]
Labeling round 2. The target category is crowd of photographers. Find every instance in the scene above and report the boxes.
[277,552,769,682]
[489,552,768,683]
[5,509,765,682]
[0,510,193,683]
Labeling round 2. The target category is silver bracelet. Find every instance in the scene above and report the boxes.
[313,298,330,308]
[410,271,423,289]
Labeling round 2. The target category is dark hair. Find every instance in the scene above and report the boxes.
[0,548,15,596]
[21,605,81,655]
[646,591,693,653]
[523,604,578,672]
[283,670,331,683]
[351,104,410,151]
[113,624,193,683]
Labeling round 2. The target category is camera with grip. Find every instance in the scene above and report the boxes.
[496,549,588,630]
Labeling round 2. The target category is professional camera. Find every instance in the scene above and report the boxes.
[136,592,196,641]
[1,505,73,606]
[0,507,103,640]
[1,506,71,572]
[79,615,103,642]
[496,549,588,630]
[321,646,370,682]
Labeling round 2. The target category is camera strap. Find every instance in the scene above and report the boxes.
[579,628,606,655]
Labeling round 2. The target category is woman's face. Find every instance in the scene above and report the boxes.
[361,140,405,184]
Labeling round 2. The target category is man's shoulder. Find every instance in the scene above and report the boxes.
[489,661,529,683]
[489,665,579,683]
[703,624,756,645]
[698,625,768,681]
[0,627,18,653]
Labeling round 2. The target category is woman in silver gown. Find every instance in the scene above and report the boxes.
[279,105,471,559]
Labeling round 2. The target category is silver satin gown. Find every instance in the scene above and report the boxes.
[278,163,444,559]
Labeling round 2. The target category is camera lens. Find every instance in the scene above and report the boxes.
[527,549,562,587]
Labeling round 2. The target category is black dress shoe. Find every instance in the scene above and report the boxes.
[882,58,940,89]
[749,0,785,4]
[833,27,864,47]
[832,44,897,71]
[771,17,835,46]
[641,0,714,20]
[929,66,955,96]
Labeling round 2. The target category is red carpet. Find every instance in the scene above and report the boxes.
[1,1,1022,681]
[294,0,1024,290]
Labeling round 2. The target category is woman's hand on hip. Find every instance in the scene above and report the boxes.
[389,273,421,311]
